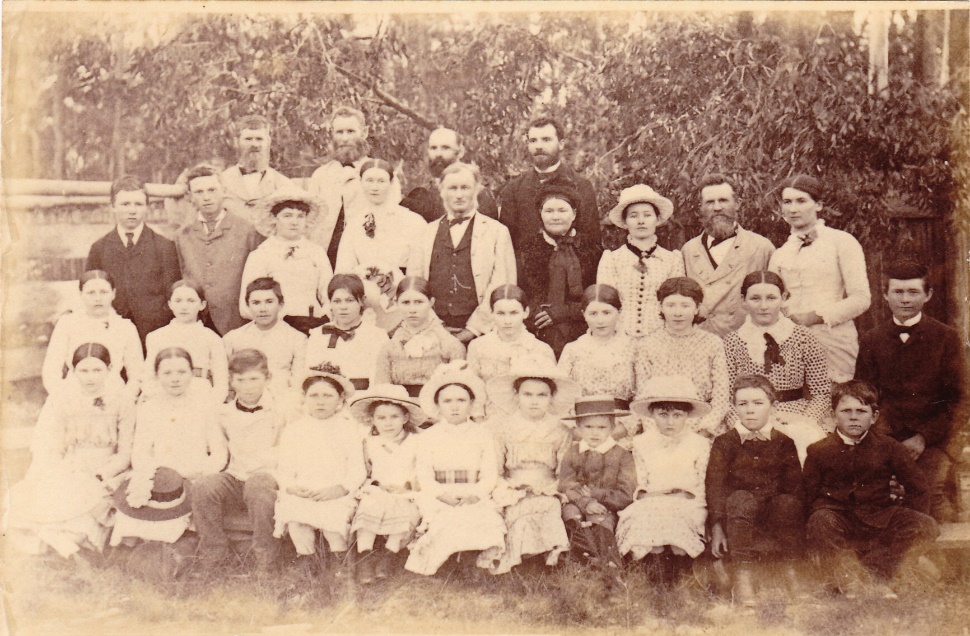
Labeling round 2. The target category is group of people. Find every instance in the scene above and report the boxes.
[8,109,966,605]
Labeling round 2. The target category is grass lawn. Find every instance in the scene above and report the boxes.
[4,543,970,636]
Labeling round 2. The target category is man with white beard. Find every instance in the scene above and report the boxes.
[220,114,297,232]
[681,174,775,337]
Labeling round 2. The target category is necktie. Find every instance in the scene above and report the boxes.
[624,241,658,273]
[763,333,785,373]
[203,220,214,236]
[236,401,263,413]
[320,324,359,348]
[125,232,135,248]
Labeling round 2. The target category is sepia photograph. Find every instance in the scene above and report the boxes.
[1,1,969,634]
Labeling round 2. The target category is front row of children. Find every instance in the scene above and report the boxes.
[11,341,939,604]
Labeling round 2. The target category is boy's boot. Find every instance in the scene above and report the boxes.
[356,548,377,585]
[374,547,393,580]
[589,524,623,569]
[733,564,757,608]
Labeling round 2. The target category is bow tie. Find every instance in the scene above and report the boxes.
[448,214,470,227]
[236,401,263,413]
[239,166,263,176]
[763,333,786,373]
[893,323,915,338]
[320,324,358,348]
[795,229,818,248]
[284,246,299,259]
[740,430,770,443]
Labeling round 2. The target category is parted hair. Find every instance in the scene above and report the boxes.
[79,269,115,291]
[245,277,284,304]
[72,342,111,369]
[731,374,778,404]
[110,175,147,205]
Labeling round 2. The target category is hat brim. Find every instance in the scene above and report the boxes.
[562,408,632,421]
[350,396,426,425]
[253,189,328,236]
[608,196,674,229]
[419,371,488,420]
[486,373,583,417]
[630,396,712,417]
[113,478,193,522]
[302,371,356,402]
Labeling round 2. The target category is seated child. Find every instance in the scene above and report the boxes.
[803,380,939,599]
[559,395,636,569]
[223,277,307,406]
[616,376,712,583]
[273,367,365,575]
[192,349,284,572]
[706,374,804,607]
[348,384,425,584]
[111,347,228,546]
[405,362,506,577]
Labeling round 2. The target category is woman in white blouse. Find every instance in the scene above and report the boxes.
[768,175,870,382]
[336,159,427,275]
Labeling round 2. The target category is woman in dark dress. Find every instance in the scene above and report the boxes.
[519,185,603,358]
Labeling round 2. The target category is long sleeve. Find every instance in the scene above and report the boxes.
[120,320,146,390]
[339,435,367,494]
[371,341,392,385]
[802,332,832,425]
[596,251,617,288]
[559,448,583,502]
[102,399,136,478]
[415,435,442,498]
[238,249,264,320]
[207,331,230,403]
[801,444,823,516]
[159,239,182,299]
[818,233,870,326]
[290,333,307,389]
[315,253,334,317]
[41,316,71,394]
[131,403,157,472]
[28,399,66,470]
[274,425,300,487]
[557,344,577,378]
[473,432,500,499]
[891,440,930,514]
[697,344,730,434]
[705,436,732,528]
[599,449,636,512]
[201,415,229,475]
[86,241,104,272]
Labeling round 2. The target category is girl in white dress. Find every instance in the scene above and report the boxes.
[406,362,506,576]
[348,383,425,584]
[42,270,143,398]
[617,376,712,572]
[111,347,228,546]
[144,280,229,403]
[596,185,684,339]
[8,343,134,559]
[306,274,389,391]
[484,358,581,574]
[274,370,366,566]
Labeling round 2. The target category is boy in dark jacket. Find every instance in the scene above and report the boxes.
[559,395,636,568]
[706,375,804,607]
[803,380,938,599]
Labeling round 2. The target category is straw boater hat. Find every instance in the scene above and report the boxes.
[608,184,674,229]
[303,362,356,401]
[419,360,488,420]
[253,188,327,236]
[630,375,712,417]
[562,394,632,421]
[113,467,193,522]
[487,357,583,416]
[350,383,426,424]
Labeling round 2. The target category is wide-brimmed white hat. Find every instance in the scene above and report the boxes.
[253,188,327,236]
[631,375,712,417]
[419,360,488,420]
[487,357,582,416]
[302,361,356,401]
[608,184,674,229]
[350,383,426,424]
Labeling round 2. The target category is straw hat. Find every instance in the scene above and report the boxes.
[350,383,426,424]
[253,188,327,236]
[113,467,193,522]
[630,375,712,417]
[562,394,632,420]
[486,357,582,416]
[419,360,488,420]
[608,184,674,229]
[302,361,356,401]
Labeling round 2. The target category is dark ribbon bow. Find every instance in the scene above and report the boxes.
[364,212,376,238]
[448,214,469,227]
[284,246,298,259]
[320,324,358,348]
[894,323,914,338]
[624,241,658,273]
[763,333,786,373]
[547,231,584,316]
[796,229,818,248]
[235,401,263,413]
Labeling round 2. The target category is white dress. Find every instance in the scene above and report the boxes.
[7,375,134,558]
[335,203,427,273]
[406,420,506,575]
[768,220,870,382]
[351,433,421,540]
[616,425,711,558]
[144,320,229,403]
[596,243,684,339]
[274,416,367,545]
[240,236,333,320]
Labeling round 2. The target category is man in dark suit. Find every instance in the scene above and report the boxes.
[855,260,967,521]
[86,175,181,346]
[400,127,498,223]
[498,116,601,253]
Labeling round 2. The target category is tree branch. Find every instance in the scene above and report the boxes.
[332,64,437,130]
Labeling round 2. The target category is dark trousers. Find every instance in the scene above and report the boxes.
[917,446,954,522]
[192,472,280,563]
[724,490,804,562]
[806,507,938,580]
[563,504,621,567]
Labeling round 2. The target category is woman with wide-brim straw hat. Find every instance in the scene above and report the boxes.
[348,383,425,583]
[239,188,334,334]
[405,361,505,577]
[596,184,684,339]
[616,376,713,581]
[481,356,582,574]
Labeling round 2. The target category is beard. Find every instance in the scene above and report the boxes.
[240,147,269,173]
[429,156,453,179]
[334,139,366,164]
[706,215,737,240]
[530,148,560,170]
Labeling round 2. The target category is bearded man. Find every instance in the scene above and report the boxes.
[400,127,498,223]
[498,116,601,252]
[220,114,296,232]
[682,174,775,336]
[307,106,372,266]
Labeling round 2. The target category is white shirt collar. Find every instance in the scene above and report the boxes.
[893,313,922,327]
[578,437,617,454]
[117,223,145,245]
[197,210,227,229]
[837,429,868,446]
[733,420,774,440]
[447,208,477,224]
[534,160,562,175]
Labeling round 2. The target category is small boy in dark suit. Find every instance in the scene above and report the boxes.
[803,380,938,599]
[706,375,804,607]
[856,259,967,521]
[559,395,636,569]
